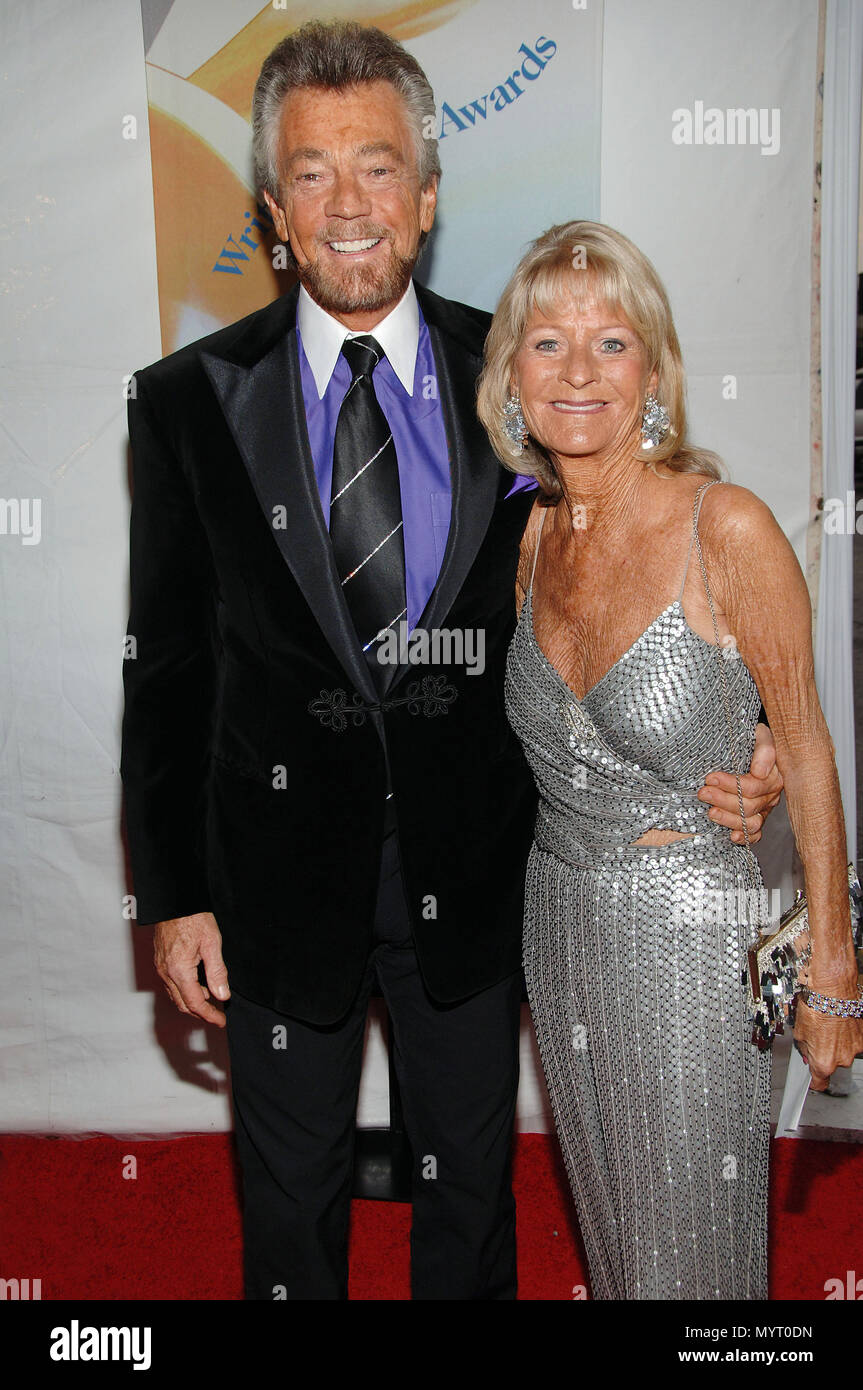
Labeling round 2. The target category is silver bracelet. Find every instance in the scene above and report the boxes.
[800,982,863,1019]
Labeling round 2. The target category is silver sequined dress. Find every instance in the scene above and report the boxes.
[505,481,771,1300]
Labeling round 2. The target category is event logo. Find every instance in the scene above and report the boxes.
[213,207,274,277]
[437,38,557,137]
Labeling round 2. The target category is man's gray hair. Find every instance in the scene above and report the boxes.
[252,20,441,200]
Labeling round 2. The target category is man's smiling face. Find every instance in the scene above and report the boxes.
[263,81,438,330]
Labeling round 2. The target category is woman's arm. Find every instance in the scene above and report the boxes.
[702,484,861,1086]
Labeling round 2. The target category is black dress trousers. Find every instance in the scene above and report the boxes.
[225,828,522,1300]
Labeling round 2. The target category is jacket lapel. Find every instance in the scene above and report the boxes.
[201,289,379,706]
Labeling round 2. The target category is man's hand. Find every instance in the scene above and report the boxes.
[697,721,783,845]
[154,912,230,1027]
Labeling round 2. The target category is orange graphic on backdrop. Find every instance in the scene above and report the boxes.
[187,1,477,121]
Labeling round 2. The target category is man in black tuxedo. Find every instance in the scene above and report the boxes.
[121,20,781,1300]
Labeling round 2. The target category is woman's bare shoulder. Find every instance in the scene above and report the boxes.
[697,480,782,548]
[700,478,772,525]
[694,478,808,625]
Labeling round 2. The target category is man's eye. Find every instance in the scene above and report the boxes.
[369,167,393,176]
[297,172,321,183]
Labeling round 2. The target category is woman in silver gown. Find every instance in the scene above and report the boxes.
[477,222,863,1300]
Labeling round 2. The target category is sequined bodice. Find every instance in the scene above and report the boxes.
[504,491,762,869]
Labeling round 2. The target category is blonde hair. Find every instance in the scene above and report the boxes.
[476,221,724,499]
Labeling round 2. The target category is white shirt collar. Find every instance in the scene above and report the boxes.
[298,281,420,399]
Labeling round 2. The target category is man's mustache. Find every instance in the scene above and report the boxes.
[314,225,392,246]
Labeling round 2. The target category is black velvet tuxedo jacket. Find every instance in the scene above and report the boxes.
[121,281,538,1023]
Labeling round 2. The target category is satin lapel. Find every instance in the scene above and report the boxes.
[379,318,499,697]
[201,309,379,707]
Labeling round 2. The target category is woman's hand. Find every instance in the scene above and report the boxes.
[794,1000,863,1092]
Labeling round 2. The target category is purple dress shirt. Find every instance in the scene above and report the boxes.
[297,306,535,631]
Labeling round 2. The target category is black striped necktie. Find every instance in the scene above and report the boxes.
[329,334,407,686]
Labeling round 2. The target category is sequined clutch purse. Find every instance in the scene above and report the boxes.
[745,863,862,1049]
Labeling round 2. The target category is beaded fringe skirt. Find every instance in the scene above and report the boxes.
[523,844,771,1301]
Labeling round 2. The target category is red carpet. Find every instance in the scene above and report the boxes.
[0,1133,859,1299]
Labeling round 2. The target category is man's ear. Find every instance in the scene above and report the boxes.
[419,175,438,235]
[263,189,289,243]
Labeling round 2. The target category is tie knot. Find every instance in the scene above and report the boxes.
[341,334,384,381]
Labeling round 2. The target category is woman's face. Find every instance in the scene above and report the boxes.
[512,291,656,466]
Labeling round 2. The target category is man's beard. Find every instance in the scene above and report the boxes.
[294,227,419,315]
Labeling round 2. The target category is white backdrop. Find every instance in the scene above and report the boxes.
[0,0,833,1133]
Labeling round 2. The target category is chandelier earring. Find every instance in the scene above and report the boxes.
[640,392,670,450]
[503,392,528,453]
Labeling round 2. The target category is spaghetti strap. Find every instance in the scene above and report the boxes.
[528,505,549,595]
[676,480,720,603]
